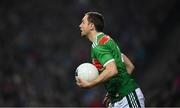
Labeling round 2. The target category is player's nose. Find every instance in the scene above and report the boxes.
[79,23,82,28]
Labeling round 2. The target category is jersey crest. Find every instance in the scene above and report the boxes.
[92,59,104,71]
[98,35,110,44]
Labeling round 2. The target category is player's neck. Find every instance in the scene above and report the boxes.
[88,31,103,43]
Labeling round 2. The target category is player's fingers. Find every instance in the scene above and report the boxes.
[75,77,80,82]
[77,77,85,83]
[106,98,110,107]
[76,81,81,86]
[103,96,110,107]
[102,99,106,105]
[103,96,108,104]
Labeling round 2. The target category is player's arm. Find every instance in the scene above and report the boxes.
[101,54,134,106]
[91,60,118,85]
[122,53,135,74]
[76,60,118,89]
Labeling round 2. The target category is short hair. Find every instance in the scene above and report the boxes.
[85,12,104,32]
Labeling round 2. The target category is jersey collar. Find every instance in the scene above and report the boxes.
[94,32,105,44]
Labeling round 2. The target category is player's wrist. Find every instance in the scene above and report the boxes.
[89,78,100,88]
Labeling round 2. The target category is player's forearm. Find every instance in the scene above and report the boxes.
[122,53,135,74]
[126,64,135,74]
[89,68,118,88]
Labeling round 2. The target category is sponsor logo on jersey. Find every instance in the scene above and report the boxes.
[92,59,104,71]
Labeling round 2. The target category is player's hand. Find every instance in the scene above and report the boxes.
[76,76,91,89]
[103,95,110,107]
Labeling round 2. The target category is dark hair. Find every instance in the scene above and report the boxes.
[85,12,104,32]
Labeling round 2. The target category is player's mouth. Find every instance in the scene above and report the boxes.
[80,29,83,36]
[80,29,83,33]
[80,28,83,31]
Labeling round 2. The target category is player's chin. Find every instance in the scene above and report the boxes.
[80,32,86,37]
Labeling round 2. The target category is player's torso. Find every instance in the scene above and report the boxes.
[91,33,138,103]
[91,33,126,75]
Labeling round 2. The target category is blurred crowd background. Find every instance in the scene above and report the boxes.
[0,0,180,107]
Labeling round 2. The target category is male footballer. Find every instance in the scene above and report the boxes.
[76,11,145,108]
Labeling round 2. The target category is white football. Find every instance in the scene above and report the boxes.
[76,63,99,82]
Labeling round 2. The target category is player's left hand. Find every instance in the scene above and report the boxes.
[103,95,110,107]
[76,77,91,89]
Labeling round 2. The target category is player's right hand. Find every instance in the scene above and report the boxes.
[75,76,91,89]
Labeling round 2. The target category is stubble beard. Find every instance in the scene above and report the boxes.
[81,31,88,37]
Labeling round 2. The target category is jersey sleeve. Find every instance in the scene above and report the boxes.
[94,44,114,67]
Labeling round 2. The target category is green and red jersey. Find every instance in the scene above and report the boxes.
[91,33,138,103]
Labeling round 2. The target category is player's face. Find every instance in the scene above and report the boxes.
[79,15,92,37]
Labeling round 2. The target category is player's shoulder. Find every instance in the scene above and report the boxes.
[92,34,113,49]
[97,35,111,45]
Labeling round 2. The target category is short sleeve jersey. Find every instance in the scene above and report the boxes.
[91,33,138,103]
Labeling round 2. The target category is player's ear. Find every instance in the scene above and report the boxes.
[90,23,95,30]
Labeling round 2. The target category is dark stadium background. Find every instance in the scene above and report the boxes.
[0,0,179,107]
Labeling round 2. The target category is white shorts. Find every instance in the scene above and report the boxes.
[108,88,145,108]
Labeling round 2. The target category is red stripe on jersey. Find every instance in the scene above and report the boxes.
[98,35,110,44]
[92,59,104,71]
